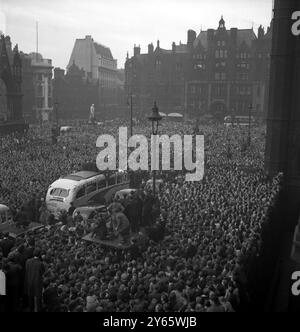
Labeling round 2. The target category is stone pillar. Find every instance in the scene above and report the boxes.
[265,0,300,212]
[208,83,212,111]
[265,0,298,176]
[226,82,230,110]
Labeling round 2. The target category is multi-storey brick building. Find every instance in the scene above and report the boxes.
[125,42,188,118]
[125,17,272,120]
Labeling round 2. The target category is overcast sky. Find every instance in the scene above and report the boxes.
[0,0,273,69]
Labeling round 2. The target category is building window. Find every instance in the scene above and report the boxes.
[36,97,44,108]
[221,72,226,80]
[195,63,205,70]
[155,59,162,68]
[48,84,52,97]
[215,50,219,58]
[257,86,261,96]
[176,63,182,71]
[215,86,221,96]
[217,41,221,46]
[190,86,196,94]
[215,72,220,80]
[222,41,226,47]
[220,50,224,58]
[224,50,228,58]
[36,84,44,97]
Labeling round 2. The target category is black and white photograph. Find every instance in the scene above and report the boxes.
[0,0,300,318]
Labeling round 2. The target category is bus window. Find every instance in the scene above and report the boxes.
[59,189,70,197]
[50,188,69,197]
[50,188,60,196]
[76,187,86,199]
[97,179,106,190]
[86,182,97,195]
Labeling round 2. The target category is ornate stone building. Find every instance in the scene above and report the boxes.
[125,17,272,120]
[0,34,23,125]
[24,52,53,122]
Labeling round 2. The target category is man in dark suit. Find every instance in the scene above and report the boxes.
[0,233,15,258]
[23,238,35,261]
[24,248,45,312]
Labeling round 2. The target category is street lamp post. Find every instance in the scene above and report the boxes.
[248,103,252,146]
[54,100,59,127]
[130,93,133,137]
[148,101,162,197]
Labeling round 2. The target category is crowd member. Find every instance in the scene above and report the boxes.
[0,120,281,312]
[24,248,45,312]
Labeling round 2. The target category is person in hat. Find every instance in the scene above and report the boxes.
[24,248,45,312]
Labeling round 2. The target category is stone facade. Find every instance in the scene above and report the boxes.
[125,17,272,120]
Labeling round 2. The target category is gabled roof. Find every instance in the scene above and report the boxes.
[194,28,257,49]
[175,44,188,53]
[155,44,188,55]
[94,42,113,60]
[237,29,257,47]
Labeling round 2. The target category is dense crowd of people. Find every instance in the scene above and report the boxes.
[0,119,281,312]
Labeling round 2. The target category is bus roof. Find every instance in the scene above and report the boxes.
[0,204,9,212]
[62,171,101,181]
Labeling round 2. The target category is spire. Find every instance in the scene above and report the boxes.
[219,15,225,29]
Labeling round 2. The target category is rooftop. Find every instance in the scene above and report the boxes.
[194,28,257,49]
[94,42,114,60]
[63,171,101,181]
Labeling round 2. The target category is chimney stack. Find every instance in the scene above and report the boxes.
[148,43,154,54]
[134,44,141,56]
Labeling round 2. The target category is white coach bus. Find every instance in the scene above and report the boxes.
[46,170,129,217]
